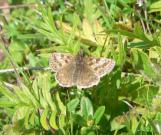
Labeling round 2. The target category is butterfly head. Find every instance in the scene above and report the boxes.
[78,49,84,56]
[75,49,84,63]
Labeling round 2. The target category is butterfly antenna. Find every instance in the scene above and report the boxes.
[78,48,84,56]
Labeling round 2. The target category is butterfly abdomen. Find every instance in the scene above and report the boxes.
[73,56,85,84]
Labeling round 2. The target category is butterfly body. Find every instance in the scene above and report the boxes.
[49,51,115,89]
[73,53,85,84]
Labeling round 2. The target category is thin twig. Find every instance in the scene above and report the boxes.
[0,66,150,80]
[137,11,146,33]
[100,35,108,57]
[144,5,152,34]
[0,3,37,10]
[0,65,140,77]
[0,35,23,87]
[0,67,50,74]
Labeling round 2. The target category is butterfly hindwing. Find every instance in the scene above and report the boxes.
[76,65,100,89]
[55,62,76,87]
[50,52,115,89]
[49,53,74,72]
[86,57,115,78]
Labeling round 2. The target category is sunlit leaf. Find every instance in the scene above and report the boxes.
[24,109,31,129]
[93,106,105,125]
[55,92,66,115]
[59,114,66,128]
[49,111,58,130]
[149,119,161,134]
[149,1,161,13]
[67,98,79,113]
[80,97,93,119]
[40,108,49,130]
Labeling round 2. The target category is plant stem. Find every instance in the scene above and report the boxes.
[0,3,37,10]
[0,66,50,74]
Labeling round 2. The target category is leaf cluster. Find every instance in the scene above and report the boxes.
[0,0,161,134]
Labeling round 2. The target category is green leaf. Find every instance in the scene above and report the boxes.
[149,119,161,134]
[0,98,16,107]
[81,127,95,135]
[32,78,39,100]
[139,50,156,77]
[49,111,58,130]
[131,48,156,78]
[80,97,93,119]
[117,34,126,68]
[59,114,66,128]
[21,84,39,107]
[131,48,139,67]
[41,74,57,112]
[149,1,161,13]
[134,85,158,106]
[41,74,50,98]
[30,111,36,126]
[67,98,79,113]
[71,114,86,126]
[93,106,105,124]
[55,92,66,128]
[131,115,139,134]
[111,116,126,131]
[110,29,151,44]
[40,108,49,130]
[56,92,66,115]
[36,75,48,108]
[0,84,17,102]
[24,109,31,129]
[13,85,31,105]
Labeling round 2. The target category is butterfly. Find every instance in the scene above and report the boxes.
[49,51,115,89]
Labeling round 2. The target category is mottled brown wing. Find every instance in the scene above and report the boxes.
[55,62,76,87]
[76,65,100,89]
[85,57,115,77]
[49,53,74,72]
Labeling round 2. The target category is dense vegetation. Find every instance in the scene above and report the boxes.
[0,0,161,134]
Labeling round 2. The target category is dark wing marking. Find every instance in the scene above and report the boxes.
[85,57,115,77]
[49,53,74,72]
[55,62,76,87]
[76,65,100,89]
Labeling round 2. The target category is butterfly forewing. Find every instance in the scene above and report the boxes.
[49,53,74,72]
[55,61,76,87]
[76,65,100,89]
[49,52,115,89]
[85,57,115,77]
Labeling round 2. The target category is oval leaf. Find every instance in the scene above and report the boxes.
[67,98,79,112]
[49,111,58,130]
[56,92,66,115]
[40,108,49,130]
[80,97,93,119]
[59,114,66,128]
[93,106,105,124]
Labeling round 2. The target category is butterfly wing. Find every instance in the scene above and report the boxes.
[49,53,74,72]
[76,65,100,89]
[55,62,76,87]
[85,57,115,78]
